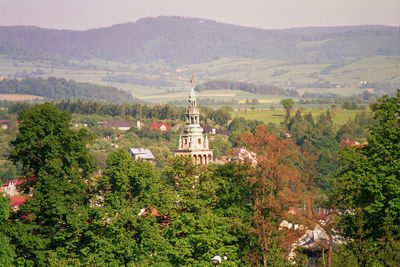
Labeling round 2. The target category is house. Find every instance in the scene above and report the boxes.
[340,140,367,148]
[129,148,155,162]
[203,126,231,136]
[0,120,10,130]
[229,147,257,166]
[151,123,172,132]
[2,179,24,196]
[105,120,135,131]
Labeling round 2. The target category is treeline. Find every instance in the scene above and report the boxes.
[299,90,385,105]
[168,97,239,106]
[102,74,176,87]
[195,80,299,96]
[8,100,233,127]
[0,77,137,103]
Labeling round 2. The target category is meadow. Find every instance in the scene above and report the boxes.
[231,108,366,126]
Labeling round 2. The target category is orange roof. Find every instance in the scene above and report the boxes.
[9,196,29,207]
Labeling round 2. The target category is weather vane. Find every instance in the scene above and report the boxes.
[190,74,196,84]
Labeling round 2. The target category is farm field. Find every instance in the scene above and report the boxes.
[0,94,43,101]
[0,55,398,104]
[231,108,367,126]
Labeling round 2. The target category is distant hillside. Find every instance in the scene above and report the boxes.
[0,16,399,65]
[0,77,138,103]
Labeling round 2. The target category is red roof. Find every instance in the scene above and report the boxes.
[151,123,172,132]
[2,179,24,186]
[9,196,29,207]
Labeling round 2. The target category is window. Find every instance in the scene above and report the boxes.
[198,138,202,144]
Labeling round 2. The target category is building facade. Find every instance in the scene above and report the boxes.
[174,84,213,165]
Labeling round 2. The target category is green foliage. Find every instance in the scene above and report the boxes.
[210,135,232,159]
[7,103,96,264]
[281,98,295,111]
[0,194,16,266]
[335,90,400,264]
[162,157,250,265]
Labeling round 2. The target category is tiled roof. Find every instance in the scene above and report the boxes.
[106,121,134,128]
[151,123,172,132]
[9,196,29,207]
[129,148,155,160]
[203,125,231,136]
[2,179,24,186]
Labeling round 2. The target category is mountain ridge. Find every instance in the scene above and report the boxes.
[1,16,399,65]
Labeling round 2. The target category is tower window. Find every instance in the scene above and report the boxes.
[198,138,201,144]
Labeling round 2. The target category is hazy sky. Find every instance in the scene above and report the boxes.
[1,0,399,30]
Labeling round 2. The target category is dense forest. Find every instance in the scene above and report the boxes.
[195,80,299,96]
[1,91,399,265]
[0,16,399,65]
[0,77,137,103]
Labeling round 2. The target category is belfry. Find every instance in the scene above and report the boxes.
[174,78,213,164]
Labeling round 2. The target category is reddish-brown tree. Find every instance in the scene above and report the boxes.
[237,125,302,266]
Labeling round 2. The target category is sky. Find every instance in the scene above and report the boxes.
[0,0,399,30]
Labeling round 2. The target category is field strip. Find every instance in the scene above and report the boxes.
[137,92,237,99]
[0,94,44,101]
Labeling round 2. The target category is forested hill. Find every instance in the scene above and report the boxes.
[0,16,399,65]
[0,77,138,103]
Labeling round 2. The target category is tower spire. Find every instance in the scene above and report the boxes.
[189,74,197,107]
[174,74,213,165]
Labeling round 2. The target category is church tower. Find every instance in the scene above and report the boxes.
[174,78,213,164]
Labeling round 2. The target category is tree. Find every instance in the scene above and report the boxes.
[335,91,400,265]
[281,98,295,121]
[84,149,172,265]
[236,125,302,266]
[8,103,96,264]
[162,156,242,265]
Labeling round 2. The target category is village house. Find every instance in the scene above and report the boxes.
[229,147,257,166]
[2,179,24,196]
[151,123,172,132]
[203,125,231,137]
[0,119,10,129]
[129,148,155,162]
[104,120,135,131]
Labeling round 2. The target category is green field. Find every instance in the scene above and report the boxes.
[0,55,398,104]
[231,109,367,126]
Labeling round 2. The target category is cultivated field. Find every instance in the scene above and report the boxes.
[0,55,398,104]
[0,94,43,101]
